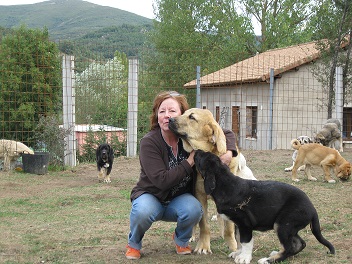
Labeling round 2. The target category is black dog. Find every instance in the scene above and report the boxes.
[96,143,114,183]
[194,150,335,264]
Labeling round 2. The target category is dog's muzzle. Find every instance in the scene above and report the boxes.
[168,118,187,138]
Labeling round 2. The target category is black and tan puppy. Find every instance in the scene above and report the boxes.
[96,143,114,183]
[194,150,335,264]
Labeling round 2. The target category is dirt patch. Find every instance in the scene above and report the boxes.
[0,149,351,264]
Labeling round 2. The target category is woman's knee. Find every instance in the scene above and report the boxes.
[176,194,203,221]
[131,194,163,221]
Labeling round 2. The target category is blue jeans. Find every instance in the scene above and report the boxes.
[128,193,203,250]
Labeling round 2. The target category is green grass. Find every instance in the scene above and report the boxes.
[1,150,352,263]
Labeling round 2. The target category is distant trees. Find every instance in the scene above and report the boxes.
[237,0,315,52]
[146,0,256,92]
[308,0,352,117]
[74,51,128,128]
[0,25,61,145]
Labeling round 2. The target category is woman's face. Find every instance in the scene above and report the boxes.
[157,98,182,132]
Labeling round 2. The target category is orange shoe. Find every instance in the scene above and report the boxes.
[173,233,192,255]
[125,245,141,260]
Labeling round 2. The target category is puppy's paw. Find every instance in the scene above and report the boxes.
[292,178,300,182]
[257,251,278,264]
[194,240,212,254]
[228,249,241,258]
[308,177,317,181]
[258,258,270,264]
[234,252,252,264]
[284,167,292,172]
[104,177,111,183]
[327,179,336,183]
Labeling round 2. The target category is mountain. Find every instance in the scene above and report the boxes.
[0,0,153,41]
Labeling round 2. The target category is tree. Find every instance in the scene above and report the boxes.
[236,0,316,52]
[74,56,128,128]
[308,0,352,117]
[0,25,61,145]
[146,0,256,93]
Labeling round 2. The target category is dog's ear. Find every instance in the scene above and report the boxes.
[207,121,226,154]
[204,171,216,195]
[96,145,101,159]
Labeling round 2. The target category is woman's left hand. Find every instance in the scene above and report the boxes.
[220,150,233,166]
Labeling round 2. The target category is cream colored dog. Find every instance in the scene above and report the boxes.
[168,108,256,255]
[291,139,351,183]
[0,139,34,171]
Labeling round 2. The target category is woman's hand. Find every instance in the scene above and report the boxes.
[220,150,233,166]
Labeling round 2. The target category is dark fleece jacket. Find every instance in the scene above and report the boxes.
[130,128,237,202]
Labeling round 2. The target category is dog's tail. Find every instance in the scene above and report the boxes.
[310,213,335,254]
[291,139,301,150]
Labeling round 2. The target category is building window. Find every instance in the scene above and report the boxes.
[246,106,257,138]
[343,107,352,140]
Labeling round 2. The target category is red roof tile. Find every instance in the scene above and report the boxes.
[184,41,322,88]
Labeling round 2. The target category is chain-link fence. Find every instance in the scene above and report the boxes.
[1,40,351,169]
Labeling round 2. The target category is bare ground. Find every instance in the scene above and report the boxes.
[0,148,351,264]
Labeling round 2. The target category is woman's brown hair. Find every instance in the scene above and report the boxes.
[149,91,189,130]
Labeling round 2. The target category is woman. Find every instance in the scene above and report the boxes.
[125,91,238,260]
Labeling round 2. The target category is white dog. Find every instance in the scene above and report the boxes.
[285,136,313,172]
[0,139,34,171]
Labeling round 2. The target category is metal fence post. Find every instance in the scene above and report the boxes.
[127,57,138,157]
[335,66,343,128]
[62,55,76,167]
[269,68,274,150]
[196,66,201,108]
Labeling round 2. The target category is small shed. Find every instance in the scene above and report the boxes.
[75,124,126,155]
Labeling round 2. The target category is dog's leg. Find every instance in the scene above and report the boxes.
[228,224,253,263]
[98,167,104,182]
[338,138,343,152]
[258,229,306,263]
[223,219,237,252]
[284,161,294,172]
[298,164,305,171]
[103,167,111,183]
[194,181,212,254]
[291,163,300,182]
[189,225,197,242]
[103,166,111,183]
[3,155,11,171]
[321,164,336,183]
[229,238,253,264]
[304,164,317,181]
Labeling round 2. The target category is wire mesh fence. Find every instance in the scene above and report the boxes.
[1,39,351,169]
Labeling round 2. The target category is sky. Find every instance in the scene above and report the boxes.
[0,0,156,19]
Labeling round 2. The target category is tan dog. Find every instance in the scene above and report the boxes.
[291,139,351,183]
[168,108,256,255]
[0,139,34,171]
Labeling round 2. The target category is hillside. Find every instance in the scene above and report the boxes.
[0,0,153,41]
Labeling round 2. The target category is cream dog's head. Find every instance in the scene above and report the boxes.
[336,162,351,181]
[168,108,226,155]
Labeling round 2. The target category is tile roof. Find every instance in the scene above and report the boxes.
[184,41,322,88]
